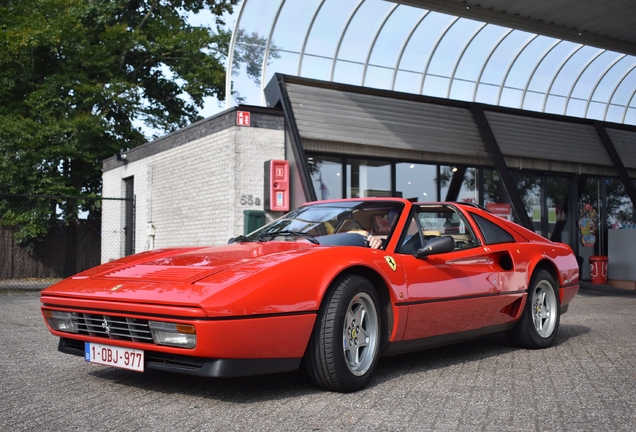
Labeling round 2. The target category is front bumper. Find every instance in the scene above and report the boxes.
[59,338,301,377]
[43,304,317,360]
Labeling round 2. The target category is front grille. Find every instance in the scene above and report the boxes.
[77,314,153,343]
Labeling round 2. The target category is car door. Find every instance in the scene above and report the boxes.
[396,206,510,341]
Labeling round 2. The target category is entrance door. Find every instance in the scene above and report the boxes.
[123,177,135,256]
[577,177,603,279]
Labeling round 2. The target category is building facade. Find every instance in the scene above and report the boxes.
[101,107,284,262]
[102,75,636,281]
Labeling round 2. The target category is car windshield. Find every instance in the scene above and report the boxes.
[246,201,404,246]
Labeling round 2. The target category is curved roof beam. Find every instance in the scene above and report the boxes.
[418,16,461,95]
[541,44,584,112]
[362,3,399,86]
[297,0,327,76]
[329,0,366,82]
[445,22,488,99]
[583,54,627,118]
[562,49,605,115]
[495,34,539,105]
[472,28,513,102]
[260,0,287,106]
[621,86,636,123]
[224,0,249,109]
[603,62,636,120]
[391,10,430,90]
[520,39,561,109]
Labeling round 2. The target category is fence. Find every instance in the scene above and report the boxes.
[0,194,133,290]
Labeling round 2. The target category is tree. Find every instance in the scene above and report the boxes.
[0,0,238,197]
[0,0,238,239]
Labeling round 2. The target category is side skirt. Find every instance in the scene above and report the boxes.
[385,322,516,357]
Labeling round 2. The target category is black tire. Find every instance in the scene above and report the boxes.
[305,275,381,392]
[506,269,560,349]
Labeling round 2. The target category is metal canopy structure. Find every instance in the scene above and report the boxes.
[226,0,636,126]
[264,74,636,223]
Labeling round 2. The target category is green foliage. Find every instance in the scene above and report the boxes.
[0,0,237,195]
[0,0,237,241]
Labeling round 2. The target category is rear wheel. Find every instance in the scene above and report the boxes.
[306,275,381,392]
[506,269,560,349]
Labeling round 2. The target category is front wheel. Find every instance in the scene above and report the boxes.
[306,275,381,392]
[506,269,560,349]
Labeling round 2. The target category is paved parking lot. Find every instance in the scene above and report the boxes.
[2,284,636,431]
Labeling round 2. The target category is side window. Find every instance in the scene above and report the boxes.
[471,213,515,245]
[397,206,478,254]
[397,216,423,254]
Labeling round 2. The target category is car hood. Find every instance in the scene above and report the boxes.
[41,242,317,306]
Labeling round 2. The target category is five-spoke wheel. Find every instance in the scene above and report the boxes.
[506,269,561,349]
[343,292,379,377]
[306,275,381,392]
[531,279,558,338]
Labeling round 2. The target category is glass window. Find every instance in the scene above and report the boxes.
[606,178,634,228]
[481,30,535,88]
[570,51,625,102]
[307,156,343,200]
[482,169,506,205]
[368,5,425,69]
[454,24,511,84]
[248,200,404,250]
[346,159,391,198]
[398,205,477,254]
[270,0,323,54]
[546,177,570,243]
[577,177,602,278]
[503,35,557,92]
[337,0,394,65]
[527,40,579,96]
[398,12,457,75]
[304,0,359,59]
[577,177,601,250]
[439,166,478,203]
[516,173,541,234]
[396,162,436,201]
[471,213,515,245]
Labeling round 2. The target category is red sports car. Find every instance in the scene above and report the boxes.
[41,198,579,392]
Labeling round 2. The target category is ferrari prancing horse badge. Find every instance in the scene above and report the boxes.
[384,256,397,272]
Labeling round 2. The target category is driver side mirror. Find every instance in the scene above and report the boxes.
[415,235,454,258]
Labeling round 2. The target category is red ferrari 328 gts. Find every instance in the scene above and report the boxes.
[42,198,579,392]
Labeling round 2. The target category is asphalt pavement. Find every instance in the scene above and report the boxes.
[1,282,635,431]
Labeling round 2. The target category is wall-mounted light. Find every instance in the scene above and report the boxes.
[451,167,458,173]
[115,152,127,162]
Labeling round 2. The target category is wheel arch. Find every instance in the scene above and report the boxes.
[529,258,560,289]
[321,265,394,355]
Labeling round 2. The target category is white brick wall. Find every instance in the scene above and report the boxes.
[101,122,284,262]
[233,126,288,235]
[101,159,151,263]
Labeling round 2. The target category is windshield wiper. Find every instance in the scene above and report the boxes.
[257,230,319,244]
[227,235,265,244]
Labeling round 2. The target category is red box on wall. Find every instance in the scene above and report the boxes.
[264,160,289,211]
[236,110,250,126]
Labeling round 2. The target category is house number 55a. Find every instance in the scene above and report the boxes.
[241,195,261,206]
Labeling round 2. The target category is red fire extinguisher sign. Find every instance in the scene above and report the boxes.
[236,111,251,126]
